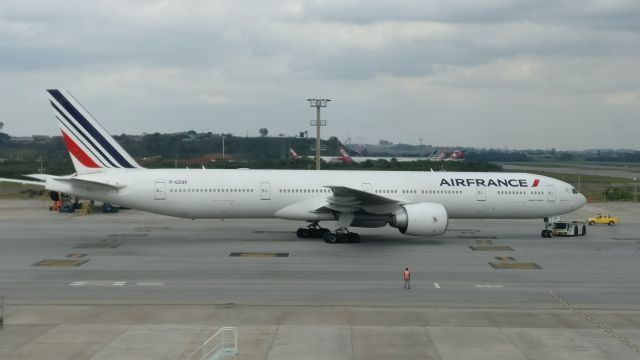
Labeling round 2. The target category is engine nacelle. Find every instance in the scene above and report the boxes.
[390,203,448,236]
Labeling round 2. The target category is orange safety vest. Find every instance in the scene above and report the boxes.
[403,270,410,281]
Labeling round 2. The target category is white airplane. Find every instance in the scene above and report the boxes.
[0,90,587,243]
[336,148,431,163]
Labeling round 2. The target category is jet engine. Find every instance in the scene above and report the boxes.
[390,203,448,236]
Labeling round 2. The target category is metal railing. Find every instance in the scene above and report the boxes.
[189,327,237,360]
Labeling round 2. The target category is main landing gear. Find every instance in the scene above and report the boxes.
[295,222,361,243]
[296,221,330,239]
[323,228,360,244]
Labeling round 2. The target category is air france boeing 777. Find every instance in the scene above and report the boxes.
[0,90,587,243]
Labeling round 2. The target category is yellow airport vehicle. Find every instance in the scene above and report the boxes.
[587,214,619,226]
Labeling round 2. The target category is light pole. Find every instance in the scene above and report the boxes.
[279,134,285,159]
[222,135,225,161]
[307,98,330,170]
[634,178,637,202]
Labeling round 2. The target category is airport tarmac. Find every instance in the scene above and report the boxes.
[1,199,640,359]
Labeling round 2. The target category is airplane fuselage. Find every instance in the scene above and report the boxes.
[46,169,585,222]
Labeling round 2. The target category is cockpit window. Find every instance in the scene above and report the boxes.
[571,188,578,194]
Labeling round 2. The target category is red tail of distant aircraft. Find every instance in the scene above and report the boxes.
[289,148,300,160]
[446,150,465,161]
[338,147,353,164]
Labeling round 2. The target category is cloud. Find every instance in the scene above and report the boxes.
[0,0,638,149]
[604,92,640,106]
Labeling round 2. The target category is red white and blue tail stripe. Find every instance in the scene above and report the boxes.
[47,89,142,174]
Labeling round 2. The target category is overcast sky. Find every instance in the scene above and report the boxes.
[1,0,639,150]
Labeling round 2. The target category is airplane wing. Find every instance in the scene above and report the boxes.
[273,185,406,221]
[322,186,406,214]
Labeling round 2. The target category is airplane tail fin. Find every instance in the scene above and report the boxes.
[289,148,300,160]
[338,147,353,163]
[446,150,465,161]
[47,89,143,174]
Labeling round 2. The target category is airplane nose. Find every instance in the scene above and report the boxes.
[578,193,587,207]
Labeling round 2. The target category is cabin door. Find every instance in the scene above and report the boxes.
[476,185,486,201]
[260,182,271,200]
[546,185,556,202]
[154,182,166,200]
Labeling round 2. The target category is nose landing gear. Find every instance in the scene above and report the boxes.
[541,217,552,238]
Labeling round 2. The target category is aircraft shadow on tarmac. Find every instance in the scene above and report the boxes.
[288,233,444,246]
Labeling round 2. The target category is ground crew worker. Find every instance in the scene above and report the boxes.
[403,267,411,289]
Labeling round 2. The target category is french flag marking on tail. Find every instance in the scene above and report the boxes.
[47,89,142,174]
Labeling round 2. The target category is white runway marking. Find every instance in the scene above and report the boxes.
[136,282,164,286]
[69,281,127,287]
[475,284,504,288]
[434,283,440,289]
[70,281,167,287]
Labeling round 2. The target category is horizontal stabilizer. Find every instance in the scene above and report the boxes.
[25,174,53,181]
[0,177,46,186]
[54,177,126,190]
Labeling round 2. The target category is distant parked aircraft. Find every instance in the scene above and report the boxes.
[444,150,465,161]
[289,148,301,160]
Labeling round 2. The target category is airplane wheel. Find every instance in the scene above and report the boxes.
[311,228,330,238]
[574,226,578,236]
[582,225,586,235]
[296,228,304,238]
[324,233,338,244]
[541,230,547,238]
[349,233,360,243]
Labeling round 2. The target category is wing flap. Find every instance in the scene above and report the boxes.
[325,186,405,215]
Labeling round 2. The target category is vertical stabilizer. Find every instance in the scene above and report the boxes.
[289,148,300,160]
[47,89,143,174]
[338,147,353,163]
